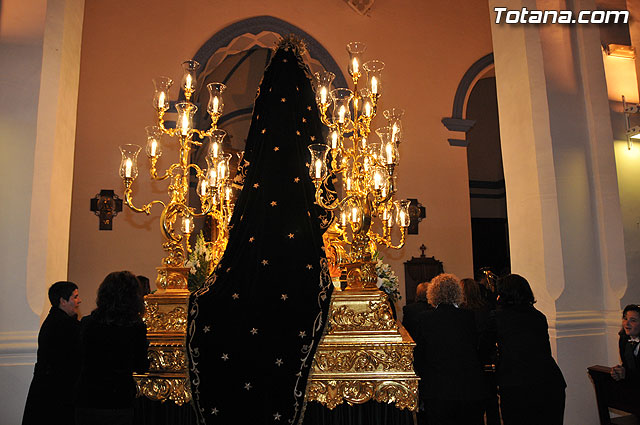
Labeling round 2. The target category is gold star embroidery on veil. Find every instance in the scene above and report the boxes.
[261,259,269,266]
[294,177,300,183]
[274,146,280,151]
[288,233,294,239]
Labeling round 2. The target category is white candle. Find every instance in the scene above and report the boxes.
[181,113,189,135]
[185,74,193,90]
[346,177,352,191]
[212,142,219,158]
[400,210,407,226]
[124,159,132,178]
[371,77,378,94]
[338,105,346,123]
[392,123,399,142]
[212,97,219,114]
[364,102,371,117]
[352,58,359,74]
[361,137,367,149]
[150,140,157,157]
[341,211,347,228]
[198,180,207,196]
[331,132,338,149]
[225,186,231,201]
[374,171,382,189]
[320,87,327,104]
[386,143,393,164]
[158,92,165,109]
[315,159,322,179]
[352,207,358,223]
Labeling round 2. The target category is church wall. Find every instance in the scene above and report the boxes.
[68,0,493,313]
[0,0,84,423]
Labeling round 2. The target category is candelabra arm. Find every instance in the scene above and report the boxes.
[373,226,407,250]
[149,160,180,181]
[123,179,166,214]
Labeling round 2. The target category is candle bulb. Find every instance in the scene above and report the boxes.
[352,207,358,223]
[364,102,371,117]
[185,74,192,91]
[181,114,189,136]
[320,87,327,104]
[125,159,132,178]
[341,211,347,228]
[315,159,322,179]
[338,105,346,123]
[212,142,219,158]
[386,143,393,164]
[158,92,165,110]
[352,58,359,75]
[371,77,378,94]
[331,132,338,149]
[212,97,219,114]
[150,140,157,157]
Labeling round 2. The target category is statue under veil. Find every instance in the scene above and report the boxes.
[187,37,334,425]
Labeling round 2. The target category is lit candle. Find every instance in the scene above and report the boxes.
[181,113,189,135]
[364,157,370,172]
[225,186,231,201]
[371,77,378,94]
[208,168,217,185]
[392,123,399,142]
[346,176,352,191]
[341,211,347,228]
[125,159,132,178]
[320,87,327,104]
[315,159,322,179]
[331,132,338,149]
[212,142,219,158]
[386,143,393,164]
[150,140,157,157]
[185,74,193,91]
[374,171,382,189]
[361,137,367,149]
[338,105,346,123]
[212,97,219,114]
[183,216,192,233]
[352,206,358,223]
[219,162,227,179]
[364,102,371,117]
[158,92,165,109]
[352,58,359,74]
[198,179,207,196]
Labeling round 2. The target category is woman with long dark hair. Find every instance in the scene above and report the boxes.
[74,271,149,425]
[480,274,566,425]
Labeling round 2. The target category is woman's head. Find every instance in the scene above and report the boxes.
[460,278,486,310]
[95,271,145,325]
[496,274,536,306]
[427,273,463,307]
[622,304,640,338]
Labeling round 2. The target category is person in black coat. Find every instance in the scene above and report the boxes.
[480,274,566,425]
[74,271,149,425]
[402,281,433,425]
[611,304,640,384]
[414,273,487,425]
[22,281,82,425]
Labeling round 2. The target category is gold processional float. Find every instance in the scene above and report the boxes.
[118,40,419,411]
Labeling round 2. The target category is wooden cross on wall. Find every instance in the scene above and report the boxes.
[90,189,123,230]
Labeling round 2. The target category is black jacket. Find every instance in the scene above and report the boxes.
[480,305,566,390]
[74,313,149,409]
[619,333,640,383]
[22,307,80,425]
[413,304,487,400]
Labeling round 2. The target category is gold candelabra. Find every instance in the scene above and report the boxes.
[309,42,411,290]
[118,60,234,291]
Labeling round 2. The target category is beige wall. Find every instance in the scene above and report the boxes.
[69,0,493,313]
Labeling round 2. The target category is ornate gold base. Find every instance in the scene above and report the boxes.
[308,289,419,411]
[135,267,191,405]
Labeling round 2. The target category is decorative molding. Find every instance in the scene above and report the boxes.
[441,53,494,147]
[192,16,348,89]
[0,331,38,356]
[551,310,620,339]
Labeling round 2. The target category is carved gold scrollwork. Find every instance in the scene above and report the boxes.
[307,379,417,410]
[329,301,397,332]
[313,346,414,372]
[144,302,187,333]
[148,348,187,372]
[373,380,418,411]
[135,376,191,405]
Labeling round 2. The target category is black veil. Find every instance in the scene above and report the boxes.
[187,37,334,425]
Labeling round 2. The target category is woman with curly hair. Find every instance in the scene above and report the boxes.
[74,271,149,425]
[480,274,566,425]
[413,273,487,425]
